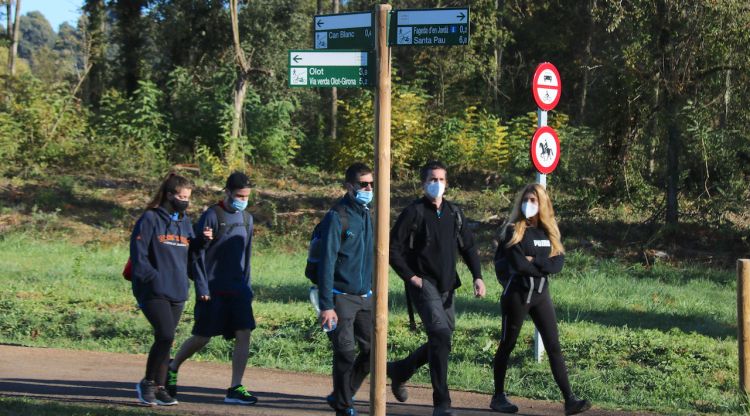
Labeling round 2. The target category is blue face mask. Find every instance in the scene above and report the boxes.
[355,190,373,205]
[231,198,248,211]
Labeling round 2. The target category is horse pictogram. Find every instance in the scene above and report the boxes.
[539,140,554,161]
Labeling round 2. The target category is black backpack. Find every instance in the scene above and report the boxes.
[305,204,349,285]
[188,204,252,280]
[404,200,466,331]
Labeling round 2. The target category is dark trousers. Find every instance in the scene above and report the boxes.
[493,281,573,400]
[140,298,184,386]
[328,294,372,410]
[390,279,455,409]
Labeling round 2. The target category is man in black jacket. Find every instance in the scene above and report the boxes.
[387,161,486,416]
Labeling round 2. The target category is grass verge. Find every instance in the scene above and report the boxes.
[0,231,746,414]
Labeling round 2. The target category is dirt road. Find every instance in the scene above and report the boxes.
[0,345,653,415]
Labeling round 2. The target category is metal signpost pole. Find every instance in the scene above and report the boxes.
[370,4,392,416]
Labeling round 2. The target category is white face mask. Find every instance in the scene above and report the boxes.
[425,181,445,200]
[521,201,539,219]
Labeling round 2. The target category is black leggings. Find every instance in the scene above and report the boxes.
[140,298,184,386]
[493,281,573,400]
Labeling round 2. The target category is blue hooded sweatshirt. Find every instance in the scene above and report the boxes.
[130,206,195,303]
[191,202,253,299]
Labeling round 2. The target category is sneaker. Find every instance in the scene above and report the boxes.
[564,397,591,415]
[387,362,408,402]
[135,378,157,405]
[154,386,178,406]
[335,408,357,416]
[490,392,519,413]
[327,393,357,409]
[166,360,178,398]
[225,384,258,405]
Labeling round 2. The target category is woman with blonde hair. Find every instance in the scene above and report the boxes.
[490,184,590,415]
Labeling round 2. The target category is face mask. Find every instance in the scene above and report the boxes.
[355,190,373,205]
[425,181,445,200]
[231,198,248,211]
[171,198,189,214]
[521,201,539,219]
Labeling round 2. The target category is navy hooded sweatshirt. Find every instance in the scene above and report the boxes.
[130,207,195,303]
[191,202,253,299]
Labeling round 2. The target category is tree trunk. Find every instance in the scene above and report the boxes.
[8,0,21,78]
[330,0,339,143]
[228,0,252,169]
[665,97,680,225]
[721,64,731,128]
[115,0,145,96]
[578,0,595,123]
[82,0,106,106]
[230,73,249,160]
[648,83,659,177]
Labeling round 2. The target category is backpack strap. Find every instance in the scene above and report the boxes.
[333,204,349,239]
[444,201,465,250]
[212,204,228,241]
[408,201,425,250]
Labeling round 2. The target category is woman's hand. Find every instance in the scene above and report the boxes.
[410,275,423,288]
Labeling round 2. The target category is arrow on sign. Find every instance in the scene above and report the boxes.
[293,55,302,63]
[316,19,323,28]
[457,12,466,21]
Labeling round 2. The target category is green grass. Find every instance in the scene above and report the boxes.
[0,231,747,415]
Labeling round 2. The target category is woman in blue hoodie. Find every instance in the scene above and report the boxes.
[130,173,209,406]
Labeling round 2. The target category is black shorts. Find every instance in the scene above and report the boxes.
[192,294,256,340]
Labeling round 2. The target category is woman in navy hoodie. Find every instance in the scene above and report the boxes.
[130,173,209,406]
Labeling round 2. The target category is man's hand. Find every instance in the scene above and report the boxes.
[525,256,534,262]
[199,295,210,302]
[320,309,338,330]
[409,275,423,288]
[473,279,486,298]
[203,226,214,240]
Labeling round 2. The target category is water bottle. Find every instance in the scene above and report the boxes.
[309,286,337,332]
[309,286,321,315]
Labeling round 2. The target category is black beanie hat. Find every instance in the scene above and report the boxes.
[225,171,250,191]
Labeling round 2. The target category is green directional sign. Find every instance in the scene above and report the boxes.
[288,50,372,88]
[314,12,374,50]
[389,7,470,46]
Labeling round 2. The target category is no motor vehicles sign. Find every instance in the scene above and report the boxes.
[532,62,561,111]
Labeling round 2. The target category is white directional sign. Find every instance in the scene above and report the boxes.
[389,8,470,46]
[530,126,560,174]
[314,12,373,50]
[288,50,371,88]
[532,62,561,111]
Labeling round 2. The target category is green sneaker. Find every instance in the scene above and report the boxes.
[166,360,178,398]
[225,384,258,405]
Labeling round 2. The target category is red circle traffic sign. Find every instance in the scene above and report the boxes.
[530,126,560,174]
[532,62,561,111]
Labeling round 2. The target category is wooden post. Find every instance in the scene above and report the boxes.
[738,259,750,393]
[370,4,391,416]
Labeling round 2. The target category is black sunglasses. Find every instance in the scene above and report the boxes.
[357,181,374,188]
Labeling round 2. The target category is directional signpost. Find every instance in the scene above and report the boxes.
[389,8,470,46]
[288,50,372,88]
[288,7,470,415]
[314,12,374,50]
